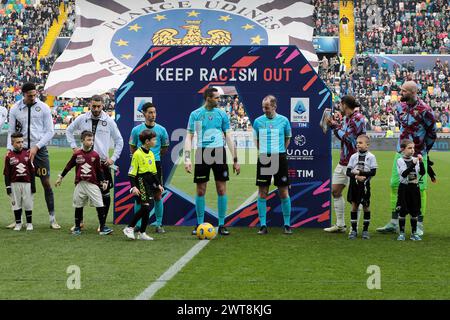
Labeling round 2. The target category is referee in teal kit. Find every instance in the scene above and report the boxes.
[184,87,241,236]
[252,95,293,235]
[129,102,169,233]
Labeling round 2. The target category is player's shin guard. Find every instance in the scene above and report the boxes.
[398,214,406,233]
[25,211,32,224]
[139,203,152,233]
[390,187,399,225]
[75,207,83,228]
[195,195,205,225]
[218,195,227,226]
[96,207,105,230]
[419,189,426,221]
[14,209,22,224]
[102,194,111,224]
[333,196,345,227]
[44,188,55,220]
[411,215,418,234]
[281,197,291,227]
[350,211,358,232]
[155,200,163,227]
[257,197,267,227]
[363,211,371,231]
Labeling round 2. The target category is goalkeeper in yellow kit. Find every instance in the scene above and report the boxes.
[122,129,164,241]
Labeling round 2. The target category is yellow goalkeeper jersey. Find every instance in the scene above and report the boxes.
[128,147,157,177]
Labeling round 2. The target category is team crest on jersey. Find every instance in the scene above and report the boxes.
[281,176,287,182]
[102,121,107,126]
[76,155,86,164]
[91,157,96,162]
[9,157,19,165]
[148,159,153,165]
[24,157,29,162]
[35,106,41,112]
[208,115,213,121]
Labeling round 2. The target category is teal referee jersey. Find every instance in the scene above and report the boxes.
[129,123,169,161]
[187,106,230,148]
[253,113,292,154]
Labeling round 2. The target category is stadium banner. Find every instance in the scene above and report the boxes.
[44,0,317,98]
[113,45,332,227]
[313,37,339,53]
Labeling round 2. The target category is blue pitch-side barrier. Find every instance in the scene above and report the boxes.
[113,46,332,228]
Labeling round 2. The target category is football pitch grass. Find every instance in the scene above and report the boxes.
[0,147,449,299]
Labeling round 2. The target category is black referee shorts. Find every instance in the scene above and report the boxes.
[256,153,290,187]
[194,147,229,184]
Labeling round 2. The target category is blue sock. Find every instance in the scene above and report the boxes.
[281,197,291,227]
[155,200,163,226]
[218,195,227,226]
[257,197,267,227]
[195,195,205,225]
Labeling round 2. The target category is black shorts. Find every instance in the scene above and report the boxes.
[347,179,371,207]
[397,183,421,217]
[256,153,290,187]
[100,161,113,195]
[33,146,51,179]
[136,176,157,204]
[194,147,229,183]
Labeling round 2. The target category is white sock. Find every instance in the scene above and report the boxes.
[333,196,345,227]
[49,214,55,223]
[390,218,399,225]
[356,204,362,230]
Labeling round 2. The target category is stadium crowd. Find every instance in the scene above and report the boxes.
[1,0,450,133]
[313,0,340,37]
[319,54,450,132]
[354,0,450,54]
[218,95,251,131]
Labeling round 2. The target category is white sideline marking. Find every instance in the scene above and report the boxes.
[135,239,210,300]
[236,190,259,211]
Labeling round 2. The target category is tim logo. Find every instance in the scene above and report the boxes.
[291,98,309,128]
[134,97,153,122]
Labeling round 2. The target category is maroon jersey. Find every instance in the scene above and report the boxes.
[331,111,366,166]
[4,149,34,183]
[61,149,104,185]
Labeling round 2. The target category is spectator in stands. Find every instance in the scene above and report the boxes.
[354,0,450,54]
[313,0,339,36]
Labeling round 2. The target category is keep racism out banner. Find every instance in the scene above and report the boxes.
[112,45,332,228]
[45,0,317,97]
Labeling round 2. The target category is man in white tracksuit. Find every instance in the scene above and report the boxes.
[66,95,124,233]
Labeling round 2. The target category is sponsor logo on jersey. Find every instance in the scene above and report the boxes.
[76,155,86,164]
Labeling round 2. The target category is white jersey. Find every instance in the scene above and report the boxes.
[397,157,421,184]
[347,151,378,177]
[66,110,124,162]
[7,98,54,150]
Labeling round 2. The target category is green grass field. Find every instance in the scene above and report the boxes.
[1,147,449,299]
